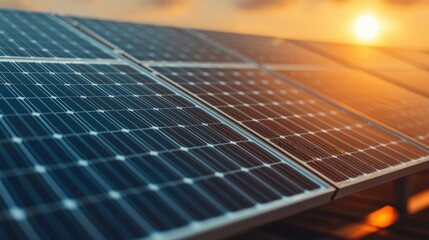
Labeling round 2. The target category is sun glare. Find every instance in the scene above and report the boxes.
[355,15,379,41]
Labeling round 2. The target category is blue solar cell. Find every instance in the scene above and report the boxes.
[0,10,115,59]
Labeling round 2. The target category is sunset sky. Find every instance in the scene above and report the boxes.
[1,0,429,50]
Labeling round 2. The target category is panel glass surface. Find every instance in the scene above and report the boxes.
[277,70,429,148]
[73,18,239,63]
[303,42,418,70]
[201,31,339,65]
[0,61,326,239]
[383,49,429,69]
[0,10,114,59]
[375,70,429,98]
[154,66,429,183]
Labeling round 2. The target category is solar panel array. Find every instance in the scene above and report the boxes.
[0,8,428,240]
[153,66,428,184]
[190,31,429,181]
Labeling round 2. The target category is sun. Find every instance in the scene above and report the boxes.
[355,15,379,41]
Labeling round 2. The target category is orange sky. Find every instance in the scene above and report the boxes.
[1,0,429,50]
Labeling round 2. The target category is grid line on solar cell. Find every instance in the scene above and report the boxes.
[0,60,327,239]
[0,160,288,219]
[71,17,240,63]
[275,69,429,148]
[153,66,429,184]
[0,10,114,59]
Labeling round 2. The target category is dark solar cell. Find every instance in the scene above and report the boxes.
[0,10,114,59]
[73,18,239,62]
[154,66,429,183]
[201,31,339,65]
[278,69,429,148]
[0,61,327,239]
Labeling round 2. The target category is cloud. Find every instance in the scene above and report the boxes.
[138,0,189,9]
[384,0,422,6]
[127,0,193,22]
[233,0,427,12]
[0,0,29,9]
[235,0,295,11]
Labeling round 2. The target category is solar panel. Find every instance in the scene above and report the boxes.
[0,60,331,239]
[71,18,239,63]
[0,10,114,59]
[276,69,429,148]
[375,70,429,98]
[199,31,340,66]
[152,65,429,194]
[299,41,419,70]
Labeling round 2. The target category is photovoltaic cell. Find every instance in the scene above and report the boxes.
[301,42,418,70]
[200,31,340,66]
[276,69,429,148]
[0,10,114,59]
[153,66,429,184]
[72,18,239,63]
[0,60,328,239]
